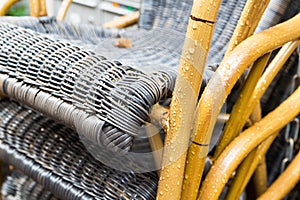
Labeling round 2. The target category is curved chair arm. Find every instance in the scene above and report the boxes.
[0,0,20,16]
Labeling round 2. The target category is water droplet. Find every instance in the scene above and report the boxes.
[192,23,197,30]
[169,157,173,162]
[177,164,181,169]
[189,48,195,54]
[194,41,198,47]
[185,66,189,71]
[160,191,164,195]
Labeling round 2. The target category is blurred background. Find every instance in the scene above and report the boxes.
[6,0,140,25]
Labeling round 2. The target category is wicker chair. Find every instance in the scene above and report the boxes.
[0,0,299,199]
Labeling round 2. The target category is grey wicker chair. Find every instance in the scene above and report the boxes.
[0,0,299,199]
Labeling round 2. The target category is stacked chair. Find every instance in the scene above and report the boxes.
[0,0,299,199]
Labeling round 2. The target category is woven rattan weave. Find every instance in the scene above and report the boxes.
[0,99,158,199]
[0,22,177,154]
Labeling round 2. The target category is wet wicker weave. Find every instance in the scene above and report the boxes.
[2,172,58,200]
[0,99,158,199]
[0,22,177,154]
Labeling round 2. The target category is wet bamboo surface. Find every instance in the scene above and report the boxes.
[213,0,271,158]
[226,40,300,199]
[184,11,300,200]
[156,0,222,199]
[0,0,20,16]
[257,150,300,200]
[183,1,271,198]
[214,53,271,159]
[199,85,300,199]
[224,0,270,57]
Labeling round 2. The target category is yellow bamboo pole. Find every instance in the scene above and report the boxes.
[253,156,268,196]
[184,13,300,200]
[224,0,270,56]
[29,0,40,17]
[214,53,270,159]
[258,150,300,200]
[226,133,276,199]
[56,0,72,21]
[211,0,271,160]
[225,40,300,198]
[215,40,299,159]
[0,0,20,16]
[103,11,140,28]
[199,86,300,200]
[39,0,47,16]
[156,0,222,199]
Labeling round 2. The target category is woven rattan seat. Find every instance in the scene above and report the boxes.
[0,99,157,199]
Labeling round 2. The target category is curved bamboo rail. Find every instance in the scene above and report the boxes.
[157,0,222,199]
[213,53,270,159]
[56,0,72,21]
[184,13,300,200]
[226,40,300,199]
[258,150,300,200]
[199,85,300,199]
[0,0,20,16]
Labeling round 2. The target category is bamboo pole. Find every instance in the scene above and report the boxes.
[39,0,47,16]
[184,13,300,200]
[226,133,276,199]
[56,0,72,21]
[213,0,271,159]
[253,156,268,196]
[156,0,222,199]
[214,40,299,159]
[224,0,270,57]
[0,0,20,16]
[29,0,40,17]
[213,53,270,159]
[224,40,300,198]
[258,150,300,200]
[199,86,300,200]
[103,11,140,28]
